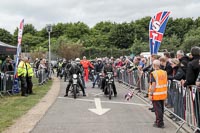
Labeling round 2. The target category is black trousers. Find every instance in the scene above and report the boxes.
[152,100,164,126]
[101,78,117,95]
[26,77,33,94]
[66,78,85,95]
[19,76,27,96]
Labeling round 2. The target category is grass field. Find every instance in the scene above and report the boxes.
[0,77,52,132]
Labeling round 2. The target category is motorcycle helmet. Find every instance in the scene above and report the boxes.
[75,58,80,63]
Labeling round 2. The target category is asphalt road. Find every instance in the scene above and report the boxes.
[31,79,178,133]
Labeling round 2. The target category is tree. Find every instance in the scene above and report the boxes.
[12,27,18,45]
[2,17,200,58]
[51,23,66,38]
[85,21,115,48]
[165,18,194,42]
[0,28,13,44]
[109,23,134,49]
[131,39,148,55]
[133,16,151,41]
[49,35,84,60]
[161,34,181,52]
[64,22,90,40]
[182,27,200,52]
[23,24,37,35]
[22,33,45,52]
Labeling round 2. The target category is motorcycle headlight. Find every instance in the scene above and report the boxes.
[73,74,78,78]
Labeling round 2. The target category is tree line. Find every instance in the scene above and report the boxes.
[0,16,200,59]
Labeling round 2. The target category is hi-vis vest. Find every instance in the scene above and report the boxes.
[58,62,63,68]
[17,61,27,77]
[26,63,34,77]
[149,69,168,100]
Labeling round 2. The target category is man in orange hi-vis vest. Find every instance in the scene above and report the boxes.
[80,56,94,82]
[149,59,168,128]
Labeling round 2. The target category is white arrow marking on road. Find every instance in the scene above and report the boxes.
[88,98,110,115]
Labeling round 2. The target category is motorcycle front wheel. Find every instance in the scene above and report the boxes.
[73,85,77,99]
[108,84,112,100]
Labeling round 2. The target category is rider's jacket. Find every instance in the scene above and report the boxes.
[68,62,82,77]
[103,63,114,75]
[95,62,104,73]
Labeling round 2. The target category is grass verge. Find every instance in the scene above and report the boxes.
[0,78,52,133]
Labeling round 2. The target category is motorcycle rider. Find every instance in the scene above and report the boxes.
[101,61,117,97]
[57,59,63,77]
[61,60,67,80]
[92,58,104,88]
[64,61,86,97]
[75,58,86,88]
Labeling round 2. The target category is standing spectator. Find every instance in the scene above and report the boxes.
[38,59,47,84]
[159,56,173,76]
[33,58,40,77]
[143,54,160,73]
[17,57,28,96]
[149,60,168,128]
[176,50,189,74]
[168,58,185,81]
[167,58,185,109]
[115,58,123,80]
[182,47,200,87]
[25,57,34,94]
[1,57,14,73]
[80,56,94,82]
[164,52,171,63]
[182,47,200,128]
[159,56,173,107]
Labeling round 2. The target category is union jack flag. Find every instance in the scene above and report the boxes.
[13,19,24,93]
[149,11,170,54]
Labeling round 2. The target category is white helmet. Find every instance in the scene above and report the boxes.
[75,58,80,62]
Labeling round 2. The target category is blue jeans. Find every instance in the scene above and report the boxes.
[93,74,100,87]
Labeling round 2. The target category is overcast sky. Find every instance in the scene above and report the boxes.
[0,0,199,34]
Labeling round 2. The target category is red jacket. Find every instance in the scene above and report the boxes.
[80,60,94,69]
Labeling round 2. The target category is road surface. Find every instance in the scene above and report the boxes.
[31,79,178,133]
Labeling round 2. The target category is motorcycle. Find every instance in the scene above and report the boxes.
[70,74,79,99]
[97,73,103,89]
[89,69,95,81]
[104,72,114,100]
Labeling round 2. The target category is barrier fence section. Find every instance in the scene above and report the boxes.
[0,71,14,96]
[118,69,200,132]
[0,68,49,97]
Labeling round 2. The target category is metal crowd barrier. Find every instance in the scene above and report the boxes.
[0,71,14,97]
[118,69,200,132]
[0,72,3,97]
[0,68,50,97]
